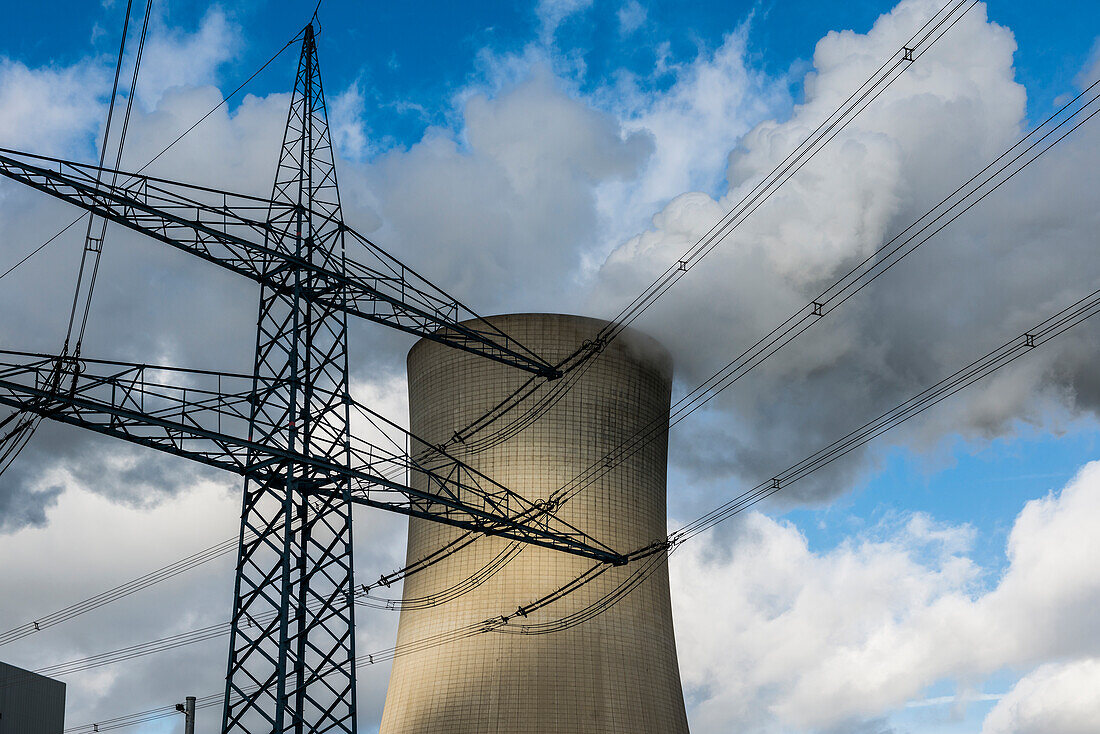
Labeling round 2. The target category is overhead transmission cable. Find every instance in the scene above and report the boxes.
[405,0,980,461]
[64,0,154,359]
[506,285,1100,636]
[38,235,1100,680]
[0,535,241,647]
[0,26,310,643]
[0,217,86,284]
[355,73,1100,598]
[0,22,305,286]
[61,281,1100,731]
[0,0,147,486]
[596,0,977,345]
[14,64,1098,653]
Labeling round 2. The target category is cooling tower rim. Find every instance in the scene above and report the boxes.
[407,311,673,378]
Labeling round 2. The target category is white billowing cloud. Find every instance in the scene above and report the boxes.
[0,479,241,724]
[602,26,787,231]
[589,0,1100,504]
[463,19,790,282]
[981,659,1100,734]
[134,6,239,108]
[331,81,371,161]
[536,0,593,43]
[354,70,652,311]
[0,58,105,156]
[671,460,1100,732]
[597,0,1024,369]
[617,0,647,36]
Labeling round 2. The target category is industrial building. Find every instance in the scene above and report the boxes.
[0,660,65,734]
[381,313,689,733]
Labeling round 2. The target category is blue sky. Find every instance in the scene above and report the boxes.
[1,1,1100,733]
[6,1,1100,148]
[796,422,1100,564]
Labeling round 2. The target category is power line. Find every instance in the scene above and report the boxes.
[127,27,306,179]
[0,0,145,482]
[15,59,1097,659]
[62,273,1100,730]
[499,286,1100,635]
[597,0,978,345]
[43,276,1100,697]
[0,216,86,284]
[316,0,989,597]
[0,25,312,645]
[67,0,154,354]
[0,536,240,647]
[0,26,303,287]
[342,0,980,467]
[354,70,1100,599]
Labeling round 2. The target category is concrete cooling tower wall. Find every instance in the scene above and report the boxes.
[379,313,689,734]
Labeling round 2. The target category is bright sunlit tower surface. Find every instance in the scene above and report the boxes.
[381,313,689,733]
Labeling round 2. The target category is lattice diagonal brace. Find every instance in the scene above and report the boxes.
[0,349,624,562]
[223,25,356,734]
[0,147,560,378]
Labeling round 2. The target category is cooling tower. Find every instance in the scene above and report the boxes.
[379,313,689,734]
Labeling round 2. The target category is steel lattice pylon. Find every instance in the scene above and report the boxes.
[223,25,357,733]
[0,18,629,733]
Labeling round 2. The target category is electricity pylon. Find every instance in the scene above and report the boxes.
[0,23,622,733]
[223,24,357,732]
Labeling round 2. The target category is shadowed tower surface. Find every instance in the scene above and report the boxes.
[380,313,689,734]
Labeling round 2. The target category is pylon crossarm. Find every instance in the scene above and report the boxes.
[345,394,621,559]
[0,148,558,377]
[346,448,622,564]
[0,351,623,564]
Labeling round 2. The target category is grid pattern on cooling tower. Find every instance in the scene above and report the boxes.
[380,313,689,734]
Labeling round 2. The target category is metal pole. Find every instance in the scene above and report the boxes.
[176,696,196,734]
[185,696,195,734]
